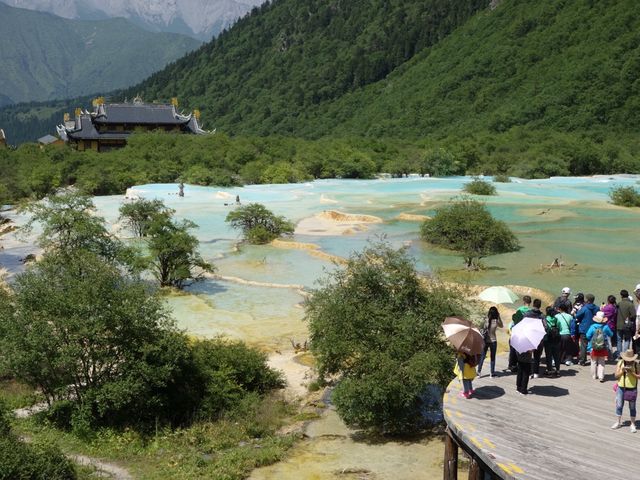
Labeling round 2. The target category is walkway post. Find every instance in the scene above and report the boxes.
[443,428,458,480]
[468,457,481,480]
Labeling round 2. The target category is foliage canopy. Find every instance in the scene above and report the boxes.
[305,242,466,433]
[421,197,520,268]
[226,203,294,244]
[462,178,497,196]
[609,185,640,208]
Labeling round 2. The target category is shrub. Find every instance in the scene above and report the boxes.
[421,196,520,268]
[192,339,285,420]
[463,177,497,195]
[493,174,511,183]
[225,203,294,244]
[609,185,640,207]
[305,242,467,434]
[0,401,76,479]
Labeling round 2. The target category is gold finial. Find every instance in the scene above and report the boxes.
[193,109,201,120]
[75,107,82,117]
[92,96,105,107]
[63,112,70,122]
[171,97,179,107]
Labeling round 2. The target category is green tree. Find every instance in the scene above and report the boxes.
[305,242,466,434]
[609,185,640,207]
[146,214,213,288]
[118,198,172,237]
[225,203,294,244]
[462,177,497,195]
[421,196,520,269]
[0,251,184,417]
[22,191,142,270]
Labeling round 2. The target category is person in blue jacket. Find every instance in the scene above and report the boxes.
[586,311,614,382]
[576,293,600,366]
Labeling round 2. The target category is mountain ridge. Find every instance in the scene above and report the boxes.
[2,0,266,40]
[0,1,201,106]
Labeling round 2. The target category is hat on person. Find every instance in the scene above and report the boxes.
[574,292,584,300]
[561,287,571,295]
[621,349,638,362]
[592,311,606,324]
[635,283,640,292]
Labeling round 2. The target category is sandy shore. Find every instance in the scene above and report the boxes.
[270,238,347,264]
[295,210,382,236]
[396,213,431,222]
[267,350,314,401]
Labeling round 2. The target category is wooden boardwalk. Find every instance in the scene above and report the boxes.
[443,353,634,479]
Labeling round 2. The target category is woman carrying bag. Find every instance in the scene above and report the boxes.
[612,348,640,432]
[477,306,503,378]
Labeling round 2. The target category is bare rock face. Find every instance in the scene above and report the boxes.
[4,0,267,40]
[489,0,503,10]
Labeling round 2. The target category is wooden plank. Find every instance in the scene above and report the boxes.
[444,352,631,479]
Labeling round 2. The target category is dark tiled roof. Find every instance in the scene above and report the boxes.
[94,104,191,125]
[66,115,129,141]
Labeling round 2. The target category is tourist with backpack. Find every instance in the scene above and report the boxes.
[576,294,599,366]
[612,349,640,433]
[555,303,576,366]
[586,311,614,382]
[545,306,561,377]
[477,306,503,378]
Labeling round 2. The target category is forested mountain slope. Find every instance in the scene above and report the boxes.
[123,0,640,147]
[308,0,640,140]
[124,0,490,135]
[0,2,201,106]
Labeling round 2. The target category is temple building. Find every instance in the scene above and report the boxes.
[57,97,207,152]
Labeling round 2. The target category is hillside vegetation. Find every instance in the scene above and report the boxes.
[0,0,488,144]
[2,0,640,178]
[0,2,200,106]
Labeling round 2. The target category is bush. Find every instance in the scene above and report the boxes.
[0,401,76,479]
[463,177,497,195]
[192,339,285,420]
[226,203,294,244]
[421,196,520,268]
[305,242,467,434]
[492,174,511,183]
[609,185,640,207]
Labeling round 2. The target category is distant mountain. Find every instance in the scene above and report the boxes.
[0,2,201,106]
[2,0,266,40]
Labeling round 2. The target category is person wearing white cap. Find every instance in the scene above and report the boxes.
[553,287,572,315]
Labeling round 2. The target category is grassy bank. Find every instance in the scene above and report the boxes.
[11,394,298,479]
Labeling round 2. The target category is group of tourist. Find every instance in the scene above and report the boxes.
[454,284,640,432]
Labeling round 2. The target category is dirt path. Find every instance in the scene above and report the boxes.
[70,454,133,480]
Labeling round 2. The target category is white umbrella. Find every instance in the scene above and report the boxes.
[510,317,546,354]
[478,286,519,304]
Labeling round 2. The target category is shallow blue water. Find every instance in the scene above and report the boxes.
[5,175,640,348]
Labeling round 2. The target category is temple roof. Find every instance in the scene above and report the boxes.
[57,101,208,143]
[93,103,191,125]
